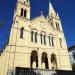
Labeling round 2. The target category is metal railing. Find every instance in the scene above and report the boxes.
[7,67,75,75]
[14,67,56,75]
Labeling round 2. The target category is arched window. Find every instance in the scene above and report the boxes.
[56,22,60,31]
[40,34,43,44]
[31,51,38,68]
[41,52,49,69]
[40,32,46,45]
[52,37,54,47]
[31,30,37,43]
[60,38,62,48]
[20,8,27,17]
[24,10,27,17]
[35,32,37,43]
[49,36,51,46]
[44,35,46,45]
[31,31,34,42]
[51,54,57,70]
[20,27,24,38]
[49,35,54,47]
[20,8,23,16]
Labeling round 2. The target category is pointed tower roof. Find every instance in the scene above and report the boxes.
[40,11,44,16]
[49,1,56,17]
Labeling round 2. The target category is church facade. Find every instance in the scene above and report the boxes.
[0,0,72,75]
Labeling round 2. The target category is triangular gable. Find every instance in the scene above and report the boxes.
[30,16,55,32]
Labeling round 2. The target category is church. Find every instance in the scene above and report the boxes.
[0,0,72,75]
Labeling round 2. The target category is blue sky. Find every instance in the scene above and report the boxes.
[0,0,75,51]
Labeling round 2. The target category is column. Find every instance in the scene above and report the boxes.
[27,53,31,68]
[48,55,52,70]
[38,55,41,69]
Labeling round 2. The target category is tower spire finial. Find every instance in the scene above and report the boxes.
[40,11,43,16]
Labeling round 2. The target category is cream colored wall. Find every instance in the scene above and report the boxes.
[0,0,72,75]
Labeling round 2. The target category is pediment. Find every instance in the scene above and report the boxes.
[30,16,54,32]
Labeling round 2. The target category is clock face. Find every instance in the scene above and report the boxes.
[40,22,46,29]
[41,22,44,27]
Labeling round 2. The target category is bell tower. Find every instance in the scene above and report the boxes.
[48,1,63,32]
[14,0,30,19]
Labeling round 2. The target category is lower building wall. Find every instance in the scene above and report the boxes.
[0,45,72,75]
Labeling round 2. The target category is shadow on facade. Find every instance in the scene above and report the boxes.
[15,67,75,75]
[15,67,37,75]
[15,67,56,75]
[72,63,75,71]
[56,70,75,75]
